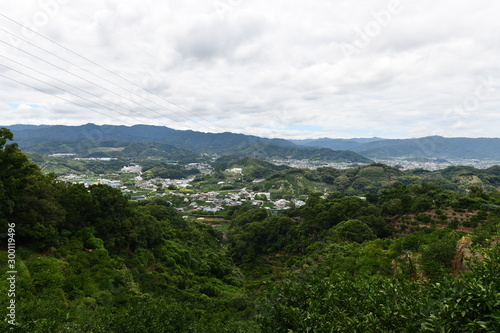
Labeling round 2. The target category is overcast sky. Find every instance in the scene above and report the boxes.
[1,0,500,139]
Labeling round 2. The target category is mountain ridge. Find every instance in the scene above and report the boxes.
[3,124,372,163]
[6,124,500,161]
[292,136,500,160]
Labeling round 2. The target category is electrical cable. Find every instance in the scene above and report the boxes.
[0,71,136,126]
[0,28,217,131]
[0,13,224,132]
[0,63,150,125]
[0,52,166,126]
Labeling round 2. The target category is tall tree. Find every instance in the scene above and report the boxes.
[0,128,65,246]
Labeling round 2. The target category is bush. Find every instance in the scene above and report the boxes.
[330,219,376,243]
[416,214,432,224]
[421,236,457,279]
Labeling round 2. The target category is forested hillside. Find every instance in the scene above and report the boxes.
[193,158,500,198]
[1,128,500,332]
[6,124,372,163]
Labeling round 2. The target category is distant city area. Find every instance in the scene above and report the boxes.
[272,158,500,171]
[374,158,500,171]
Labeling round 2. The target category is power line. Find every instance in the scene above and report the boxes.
[0,63,150,125]
[0,13,225,132]
[0,27,218,132]
[0,72,136,126]
[0,40,216,133]
[0,37,168,125]
[0,52,166,126]
[64,2,241,109]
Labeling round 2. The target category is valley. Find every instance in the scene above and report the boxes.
[2,126,500,332]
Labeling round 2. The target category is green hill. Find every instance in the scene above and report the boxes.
[7,124,372,163]
[22,140,202,162]
[2,127,500,332]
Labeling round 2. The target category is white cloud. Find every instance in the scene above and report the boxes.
[0,0,499,139]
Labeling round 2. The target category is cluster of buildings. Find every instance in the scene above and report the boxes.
[135,178,193,190]
[74,157,117,161]
[375,158,500,171]
[185,163,212,173]
[59,174,123,188]
[271,159,363,170]
[172,188,306,212]
[59,163,309,213]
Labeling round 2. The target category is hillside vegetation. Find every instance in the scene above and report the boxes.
[193,159,500,199]
[1,128,500,332]
[7,124,372,163]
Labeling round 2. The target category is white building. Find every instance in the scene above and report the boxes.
[121,165,142,174]
[226,168,243,174]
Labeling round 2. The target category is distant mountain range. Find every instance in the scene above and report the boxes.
[4,124,372,163]
[292,136,500,160]
[5,124,500,162]
[290,138,384,151]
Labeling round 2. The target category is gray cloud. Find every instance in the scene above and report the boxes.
[175,13,267,61]
[1,0,499,139]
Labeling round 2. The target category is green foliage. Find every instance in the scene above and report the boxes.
[3,129,500,332]
[330,219,376,243]
[0,128,65,247]
[259,244,500,332]
[142,162,200,180]
[421,236,458,279]
[229,213,298,264]
[259,271,423,332]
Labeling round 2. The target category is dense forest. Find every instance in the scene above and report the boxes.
[1,127,500,332]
